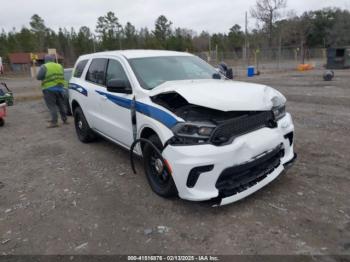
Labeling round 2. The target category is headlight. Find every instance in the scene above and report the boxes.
[169,122,216,145]
[198,126,214,136]
[273,104,286,120]
[271,96,286,120]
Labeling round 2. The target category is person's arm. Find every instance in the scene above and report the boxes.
[36,66,46,80]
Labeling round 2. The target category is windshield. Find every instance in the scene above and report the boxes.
[128,56,218,90]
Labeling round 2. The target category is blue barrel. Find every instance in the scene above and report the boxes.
[247,66,255,77]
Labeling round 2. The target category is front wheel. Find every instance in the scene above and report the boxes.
[142,135,178,198]
[73,107,96,143]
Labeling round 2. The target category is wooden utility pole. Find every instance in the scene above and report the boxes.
[244,11,249,66]
[278,34,282,69]
[301,40,305,64]
[208,35,211,62]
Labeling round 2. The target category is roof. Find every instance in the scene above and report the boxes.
[9,52,64,64]
[79,49,193,60]
[8,53,30,64]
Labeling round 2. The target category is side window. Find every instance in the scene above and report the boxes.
[86,58,108,85]
[106,59,130,84]
[73,59,88,78]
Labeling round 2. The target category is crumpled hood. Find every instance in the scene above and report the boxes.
[149,79,284,111]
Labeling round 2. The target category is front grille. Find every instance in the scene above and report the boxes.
[215,144,284,198]
[210,111,276,145]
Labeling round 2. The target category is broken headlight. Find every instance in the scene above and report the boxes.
[169,122,216,145]
[271,96,286,120]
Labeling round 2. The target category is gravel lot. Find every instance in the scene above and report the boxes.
[0,70,349,255]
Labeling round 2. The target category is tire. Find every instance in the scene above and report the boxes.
[143,134,178,198]
[0,118,4,127]
[73,106,96,143]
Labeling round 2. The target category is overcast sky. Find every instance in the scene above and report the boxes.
[1,0,349,34]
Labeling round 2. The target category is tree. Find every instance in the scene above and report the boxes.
[193,31,210,52]
[251,0,287,47]
[168,28,194,51]
[228,24,245,50]
[29,14,48,51]
[6,29,21,53]
[96,11,123,50]
[1,8,350,69]
[138,27,158,49]
[328,9,350,46]
[30,14,47,33]
[0,30,8,57]
[153,15,172,48]
[15,28,36,52]
[124,22,137,49]
[307,9,337,47]
[74,26,94,55]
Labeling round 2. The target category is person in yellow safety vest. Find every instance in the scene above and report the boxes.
[37,55,68,128]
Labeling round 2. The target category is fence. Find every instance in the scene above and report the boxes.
[0,47,328,77]
[195,47,327,76]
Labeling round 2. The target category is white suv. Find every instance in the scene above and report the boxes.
[69,50,296,206]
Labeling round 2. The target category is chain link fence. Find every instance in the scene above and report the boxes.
[195,47,327,76]
[2,47,327,77]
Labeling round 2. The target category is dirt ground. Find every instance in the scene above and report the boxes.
[0,69,349,255]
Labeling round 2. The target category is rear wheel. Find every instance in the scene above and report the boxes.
[0,118,4,127]
[143,134,178,198]
[73,107,96,143]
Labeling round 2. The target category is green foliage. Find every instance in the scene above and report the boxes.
[327,9,350,46]
[0,9,349,65]
[228,25,245,49]
[124,22,138,49]
[96,11,123,50]
[153,15,173,48]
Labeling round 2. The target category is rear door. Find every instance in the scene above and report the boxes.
[83,58,108,128]
[94,58,134,147]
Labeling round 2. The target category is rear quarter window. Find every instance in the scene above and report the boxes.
[86,58,108,85]
[73,59,88,78]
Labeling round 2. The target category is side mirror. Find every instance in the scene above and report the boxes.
[106,79,132,94]
[212,73,221,79]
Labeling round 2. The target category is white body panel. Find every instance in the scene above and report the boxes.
[162,114,294,205]
[149,79,283,111]
[69,50,296,206]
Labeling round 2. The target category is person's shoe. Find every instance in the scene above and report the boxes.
[63,120,69,125]
[47,122,59,128]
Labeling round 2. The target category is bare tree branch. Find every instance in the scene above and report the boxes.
[250,0,287,46]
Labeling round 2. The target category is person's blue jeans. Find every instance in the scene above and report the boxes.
[43,89,67,124]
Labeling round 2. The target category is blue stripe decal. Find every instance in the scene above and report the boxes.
[135,101,178,128]
[95,90,178,129]
[95,90,132,109]
[69,83,88,96]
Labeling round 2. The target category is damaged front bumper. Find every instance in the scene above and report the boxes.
[162,113,296,206]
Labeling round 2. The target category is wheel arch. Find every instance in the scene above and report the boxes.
[71,99,81,113]
[140,127,160,151]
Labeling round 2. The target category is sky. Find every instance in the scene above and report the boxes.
[0,0,349,34]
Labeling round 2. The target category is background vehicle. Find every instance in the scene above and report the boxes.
[0,82,14,106]
[0,102,7,126]
[69,50,296,206]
